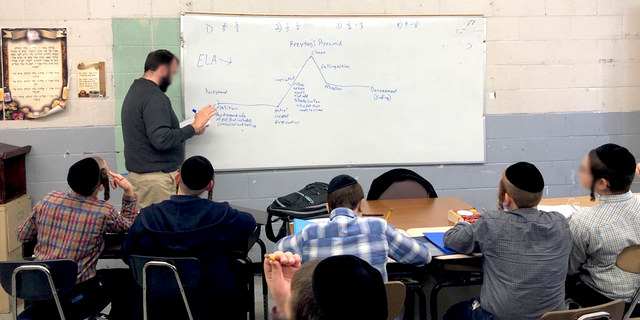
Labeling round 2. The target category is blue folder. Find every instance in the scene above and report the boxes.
[423,232,457,254]
[293,218,314,234]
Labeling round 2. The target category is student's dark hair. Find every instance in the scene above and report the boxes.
[92,157,110,201]
[327,183,364,211]
[144,50,178,73]
[497,174,542,209]
[291,259,324,320]
[587,149,634,201]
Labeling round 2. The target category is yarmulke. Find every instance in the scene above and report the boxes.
[595,143,636,175]
[505,162,544,193]
[181,156,214,191]
[328,174,358,193]
[67,158,101,197]
[312,255,387,320]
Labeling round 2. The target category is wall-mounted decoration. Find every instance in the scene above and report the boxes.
[0,28,68,120]
[77,62,106,98]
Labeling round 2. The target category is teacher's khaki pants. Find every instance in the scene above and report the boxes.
[127,171,178,209]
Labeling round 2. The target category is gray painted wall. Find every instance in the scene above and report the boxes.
[4,111,640,258]
[3,111,640,214]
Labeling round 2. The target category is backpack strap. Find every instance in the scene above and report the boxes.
[265,211,290,243]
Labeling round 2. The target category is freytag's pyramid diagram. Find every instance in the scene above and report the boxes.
[182,14,486,170]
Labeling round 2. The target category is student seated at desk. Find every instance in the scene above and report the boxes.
[120,156,257,320]
[16,157,138,319]
[264,252,388,320]
[443,162,572,320]
[567,144,640,316]
[275,174,431,281]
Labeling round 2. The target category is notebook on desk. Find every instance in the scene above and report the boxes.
[293,218,330,233]
[423,232,457,254]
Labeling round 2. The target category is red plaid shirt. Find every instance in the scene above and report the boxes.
[17,191,138,283]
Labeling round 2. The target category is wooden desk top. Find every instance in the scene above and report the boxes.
[361,197,472,231]
[539,195,596,207]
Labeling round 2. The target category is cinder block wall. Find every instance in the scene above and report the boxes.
[1,0,640,215]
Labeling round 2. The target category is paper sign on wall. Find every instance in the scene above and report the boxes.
[0,28,68,120]
[77,62,106,98]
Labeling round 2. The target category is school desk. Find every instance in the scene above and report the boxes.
[362,197,472,230]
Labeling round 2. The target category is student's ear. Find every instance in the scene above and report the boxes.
[206,180,214,191]
[174,172,181,185]
[596,177,610,191]
[357,198,365,213]
[326,203,331,213]
[503,193,511,207]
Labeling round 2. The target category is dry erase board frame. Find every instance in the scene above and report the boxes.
[180,12,487,172]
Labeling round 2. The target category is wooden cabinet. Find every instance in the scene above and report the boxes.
[0,143,31,205]
[0,194,31,313]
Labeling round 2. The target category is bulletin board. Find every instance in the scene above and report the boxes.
[0,28,68,120]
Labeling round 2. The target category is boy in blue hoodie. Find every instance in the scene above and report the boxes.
[121,156,256,319]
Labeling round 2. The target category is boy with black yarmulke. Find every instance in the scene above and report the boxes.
[121,156,256,320]
[567,144,640,317]
[16,157,138,319]
[443,162,572,320]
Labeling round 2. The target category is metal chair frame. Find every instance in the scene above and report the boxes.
[11,265,66,320]
[141,261,193,320]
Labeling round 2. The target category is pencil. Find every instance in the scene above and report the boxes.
[268,254,276,261]
[385,208,393,220]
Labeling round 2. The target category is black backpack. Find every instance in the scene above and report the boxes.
[265,182,329,242]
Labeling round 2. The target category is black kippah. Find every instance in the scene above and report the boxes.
[328,174,358,193]
[595,143,636,175]
[181,156,214,191]
[505,162,544,193]
[67,158,100,197]
[312,255,388,320]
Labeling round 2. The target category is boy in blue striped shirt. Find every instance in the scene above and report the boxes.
[275,174,431,280]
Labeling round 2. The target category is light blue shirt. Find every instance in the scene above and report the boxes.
[275,207,431,280]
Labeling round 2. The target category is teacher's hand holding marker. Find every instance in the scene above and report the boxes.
[192,104,217,135]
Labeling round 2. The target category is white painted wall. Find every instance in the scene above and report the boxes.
[0,0,639,129]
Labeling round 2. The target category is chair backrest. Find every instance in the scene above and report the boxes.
[367,169,438,201]
[0,260,77,300]
[541,300,625,320]
[129,255,201,293]
[616,245,640,274]
[385,281,406,320]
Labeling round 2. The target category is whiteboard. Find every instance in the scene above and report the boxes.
[181,13,486,171]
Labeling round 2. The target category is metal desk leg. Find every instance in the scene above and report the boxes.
[416,287,427,320]
[404,289,415,320]
[430,284,443,320]
[256,238,269,320]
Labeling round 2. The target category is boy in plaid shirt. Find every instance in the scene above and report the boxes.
[17,157,138,319]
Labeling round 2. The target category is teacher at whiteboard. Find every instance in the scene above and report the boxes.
[121,50,216,209]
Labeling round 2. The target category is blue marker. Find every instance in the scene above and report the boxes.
[192,108,211,127]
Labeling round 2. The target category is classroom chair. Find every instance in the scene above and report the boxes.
[385,281,406,320]
[541,300,625,320]
[367,169,438,200]
[128,256,201,320]
[616,245,640,320]
[0,259,103,320]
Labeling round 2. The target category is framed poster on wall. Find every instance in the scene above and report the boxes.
[0,28,68,120]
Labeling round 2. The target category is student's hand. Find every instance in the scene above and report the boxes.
[636,163,640,179]
[192,105,217,131]
[108,171,135,197]
[264,251,301,313]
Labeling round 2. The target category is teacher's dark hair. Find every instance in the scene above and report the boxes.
[144,50,179,73]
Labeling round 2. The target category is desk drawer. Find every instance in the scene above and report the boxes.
[1,195,31,253]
